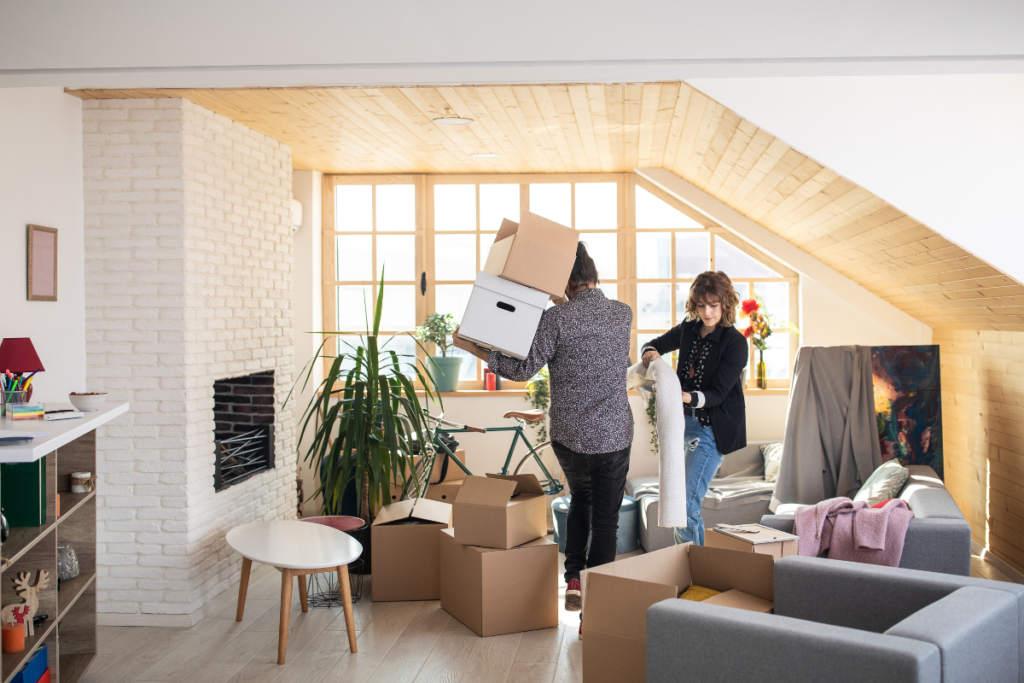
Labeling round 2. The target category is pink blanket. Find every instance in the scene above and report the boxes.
[796,497,914,567]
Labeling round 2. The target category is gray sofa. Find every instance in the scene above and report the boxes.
[761,465,972,576]
[648,555,1024,683]
[626,441,775,552]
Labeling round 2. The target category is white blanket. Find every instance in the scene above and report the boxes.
[627,359,687,528]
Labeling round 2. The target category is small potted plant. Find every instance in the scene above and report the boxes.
[415,313,464,392]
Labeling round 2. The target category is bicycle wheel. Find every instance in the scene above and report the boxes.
[511,440,566,497]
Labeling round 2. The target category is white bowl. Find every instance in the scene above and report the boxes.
[69,393,107,412]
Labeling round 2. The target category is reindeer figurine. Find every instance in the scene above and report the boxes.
[1,570,50,636]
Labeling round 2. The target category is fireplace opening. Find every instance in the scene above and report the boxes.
[213,370,276,491]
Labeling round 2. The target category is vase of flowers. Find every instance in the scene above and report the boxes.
[741,297,798,389]
[415,313,464,392]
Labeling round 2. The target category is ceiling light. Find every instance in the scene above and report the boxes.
[433,117,474,126]
[471,153,504,159]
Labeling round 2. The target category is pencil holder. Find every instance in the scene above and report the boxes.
[0,391,28,418]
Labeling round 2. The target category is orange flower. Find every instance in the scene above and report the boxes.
[741,299,759,315]
[743,326,753,338]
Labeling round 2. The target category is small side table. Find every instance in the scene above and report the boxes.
[226,520,362,664]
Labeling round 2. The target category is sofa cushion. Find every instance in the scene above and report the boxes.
[761,442,784,483]
[855,460,910,506]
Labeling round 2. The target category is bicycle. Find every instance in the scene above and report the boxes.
[398,409,564,500]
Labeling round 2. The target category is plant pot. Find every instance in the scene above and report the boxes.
[427,356,464,392]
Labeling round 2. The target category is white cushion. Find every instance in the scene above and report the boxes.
[854,460,910,506]
[761,442,784,483]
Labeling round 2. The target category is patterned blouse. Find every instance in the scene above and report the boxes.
[680,319,714,427]
[488,288,634,454]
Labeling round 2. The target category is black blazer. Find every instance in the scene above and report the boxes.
[643,320,748,455]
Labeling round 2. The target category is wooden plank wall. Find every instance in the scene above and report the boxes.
[936,327,1024,573]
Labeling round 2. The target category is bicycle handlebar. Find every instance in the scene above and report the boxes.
[428,412,487,433]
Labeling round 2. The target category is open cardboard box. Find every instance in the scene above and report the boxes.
[580,543,775,683]
[424,480,462,503]
[371,498,452,602]
[453,473,547,549]
[483,212,579,298]
[705,523,799,560]
[458,271,549,360]
[439,528,558,637]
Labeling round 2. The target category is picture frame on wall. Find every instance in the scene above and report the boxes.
[27,224,57,302]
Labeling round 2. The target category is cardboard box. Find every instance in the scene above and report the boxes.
[705,523,799,560]
[580,544,775,683]
[453,474,547,549]
[458,271,549,360]
[422,449,467,484]
[483,212,580,298]
[703,588,774,613]
[371,498,452,602]
[424,480,462,503]
[439,528,558,637]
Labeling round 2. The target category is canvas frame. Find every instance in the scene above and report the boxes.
[27,224,58,302]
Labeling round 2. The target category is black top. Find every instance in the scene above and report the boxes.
[642,319,749,455]
[489,288,634,454]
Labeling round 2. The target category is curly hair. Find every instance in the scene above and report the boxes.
[684,271,740,327]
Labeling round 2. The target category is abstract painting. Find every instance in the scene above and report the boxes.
[871,345,944,478]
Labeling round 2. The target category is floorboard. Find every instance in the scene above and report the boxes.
[80,540,1019,683]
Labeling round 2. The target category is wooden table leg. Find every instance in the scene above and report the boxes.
[236,557,252,622]
[338,564,357,653]
[298,572,309,612]
[278,568,293,665]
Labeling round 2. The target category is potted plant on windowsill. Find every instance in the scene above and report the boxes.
[415,312,463,393]
[287,274,440,573]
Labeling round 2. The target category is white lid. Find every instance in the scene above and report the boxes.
[472,271,550,308]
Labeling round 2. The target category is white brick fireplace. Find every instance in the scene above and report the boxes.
[83,98,298,625]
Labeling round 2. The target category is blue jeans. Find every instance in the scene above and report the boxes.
[673,416,724,546]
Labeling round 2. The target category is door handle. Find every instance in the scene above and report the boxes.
[420,272,426,295]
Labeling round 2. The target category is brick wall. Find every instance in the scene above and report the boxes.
[83,98,297,623]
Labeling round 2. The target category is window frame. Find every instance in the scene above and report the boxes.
[322,172,798,392]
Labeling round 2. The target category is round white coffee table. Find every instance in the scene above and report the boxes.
[227,520,362,664]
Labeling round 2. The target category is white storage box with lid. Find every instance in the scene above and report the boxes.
[458,271,549,360]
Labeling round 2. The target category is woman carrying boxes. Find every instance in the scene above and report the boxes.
[454,243,633,612]
[641,271,749,546]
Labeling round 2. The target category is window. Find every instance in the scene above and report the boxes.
[323,174,796,390]
[634,181,798,387]
[324,177,421,368]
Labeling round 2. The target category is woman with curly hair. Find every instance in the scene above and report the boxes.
[641,271,749,545]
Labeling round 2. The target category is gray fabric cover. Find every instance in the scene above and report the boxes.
[774,555,1024,681]
[760,466,972,576]
[886,587,1019,683]
[647,599,941,683]
[770,346,882,512]
[626,443,774,552]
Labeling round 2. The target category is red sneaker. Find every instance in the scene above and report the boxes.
[565,578,582,611]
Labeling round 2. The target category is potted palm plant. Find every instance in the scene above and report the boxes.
[414,312,464,392]
[289,276,440,572]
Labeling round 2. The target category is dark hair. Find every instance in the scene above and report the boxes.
[685,271,740,327]
[568,242,600,289]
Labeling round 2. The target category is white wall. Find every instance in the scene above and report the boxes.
[0,87,85,401]
[2,1,1022,88]
[687,74,1024,286]
[292,170,323,515]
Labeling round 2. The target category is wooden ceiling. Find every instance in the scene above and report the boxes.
[70,83,1024,331]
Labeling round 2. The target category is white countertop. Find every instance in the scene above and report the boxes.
[0,401,129,463]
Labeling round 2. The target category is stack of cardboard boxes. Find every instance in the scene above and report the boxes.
[371,473,559,637]
[440,474,558,636]
[459,211,579,360]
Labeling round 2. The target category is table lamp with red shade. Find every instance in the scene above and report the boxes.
[0,338,44,402]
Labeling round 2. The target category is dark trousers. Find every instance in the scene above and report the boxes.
[551,440,631,583]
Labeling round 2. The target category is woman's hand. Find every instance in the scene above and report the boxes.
[452,327,491,362]
[681,391,692,405]
[642,349,660,367]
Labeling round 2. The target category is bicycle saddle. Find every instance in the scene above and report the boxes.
[503,410,545,424]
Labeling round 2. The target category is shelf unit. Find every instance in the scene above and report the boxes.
[0,429,99,683]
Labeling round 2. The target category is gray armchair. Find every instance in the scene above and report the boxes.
[647,555,1024,683]
[761,465,972,575]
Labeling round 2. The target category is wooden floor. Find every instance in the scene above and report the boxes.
[83,544,1018,683]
